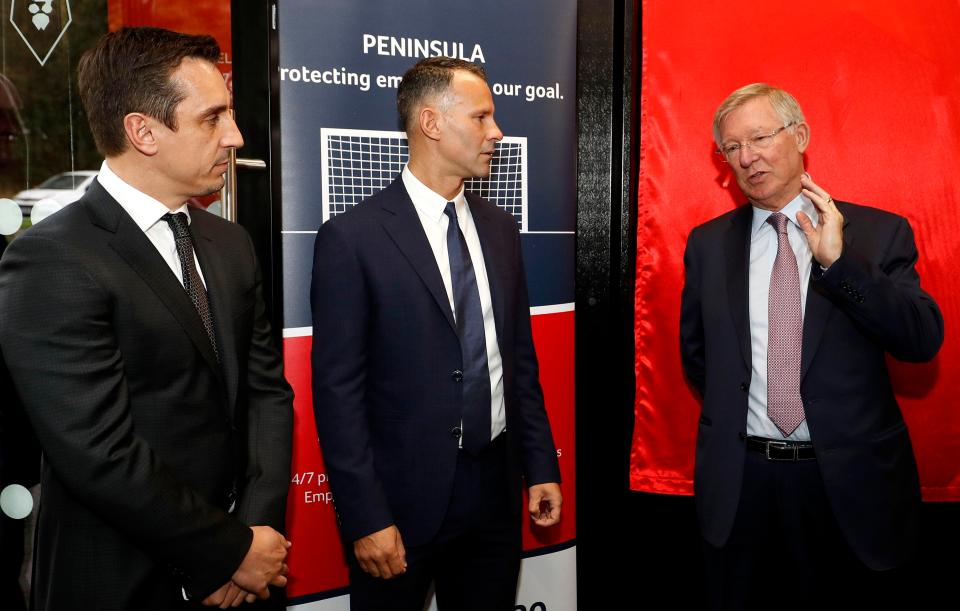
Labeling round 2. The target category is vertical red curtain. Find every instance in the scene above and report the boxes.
[633,0,960,500]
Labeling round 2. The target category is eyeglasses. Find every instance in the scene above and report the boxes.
[716,122,796,161]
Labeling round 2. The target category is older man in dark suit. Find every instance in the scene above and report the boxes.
[0,28,293,610]
[311,57,562,611]
[681,83,943,609]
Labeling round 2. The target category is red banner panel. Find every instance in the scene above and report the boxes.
[633,0,960,500]
[285,310,575,598]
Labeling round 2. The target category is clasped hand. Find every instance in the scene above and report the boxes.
[202,525,291,608]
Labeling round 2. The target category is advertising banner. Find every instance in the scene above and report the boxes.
[276,1,577,608]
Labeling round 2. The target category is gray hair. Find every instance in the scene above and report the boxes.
[712,83,806,144]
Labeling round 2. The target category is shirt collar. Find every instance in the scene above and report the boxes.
[750,192,818,238]
[98,160,191,232]
[401,165,466,223]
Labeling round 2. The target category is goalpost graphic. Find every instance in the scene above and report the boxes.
[320,127,529,231]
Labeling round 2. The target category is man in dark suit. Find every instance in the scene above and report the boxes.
[681,83,943,609]
[311,57,562,610]
[0,28,293,610]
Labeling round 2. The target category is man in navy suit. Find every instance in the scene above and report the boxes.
[681,83,943,609]
[311,57,562,610]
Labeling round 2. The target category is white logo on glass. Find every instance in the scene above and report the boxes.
[9,0,73,66]
[28,0,53,30]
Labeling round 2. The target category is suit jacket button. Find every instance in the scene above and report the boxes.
[452,369,463,382]
[450,426,462,438]
[739,382,748,392]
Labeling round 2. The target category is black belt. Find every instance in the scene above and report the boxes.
[746,436,816,461]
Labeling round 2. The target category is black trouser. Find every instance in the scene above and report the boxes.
[703,449,911,611]
[347,434,520,611]
[0,513,27,611]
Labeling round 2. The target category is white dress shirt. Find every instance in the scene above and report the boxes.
[747,193,818,441]
[97,160,206,289]
[401,166,506,443]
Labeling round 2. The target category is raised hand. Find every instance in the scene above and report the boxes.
[797,173,844,268]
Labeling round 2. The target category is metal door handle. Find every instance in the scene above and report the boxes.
[219,150,266,223]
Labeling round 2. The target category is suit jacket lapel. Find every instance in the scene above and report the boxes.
[191,215,239,414]
[801,214,851,379]
[725,205,753,371]
[468,193,507,340]
[86,183,224,383]
[378,179,457,332]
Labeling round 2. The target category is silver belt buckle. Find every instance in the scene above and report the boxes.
[765,440,796,461]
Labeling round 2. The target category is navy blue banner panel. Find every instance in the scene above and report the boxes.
[275,2,577,608]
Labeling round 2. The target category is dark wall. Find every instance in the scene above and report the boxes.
[576,1,703,606]
[231,0,283,344]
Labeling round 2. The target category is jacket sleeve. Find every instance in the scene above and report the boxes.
[234,230,294,532]
[509,225,561,486]
[679,227,707,395]
[812,213,943,363]
[310,220,394,542]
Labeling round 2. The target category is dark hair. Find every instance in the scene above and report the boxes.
[396,57,487,132]
[77,27,220,156]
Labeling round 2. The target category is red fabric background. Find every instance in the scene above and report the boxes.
[632,0,960,500]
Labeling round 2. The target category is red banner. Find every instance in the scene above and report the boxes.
[633,0,960,500]
[284,311,576,598]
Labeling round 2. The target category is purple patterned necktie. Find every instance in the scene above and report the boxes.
[163,212,220,362]
[766,212,804,436]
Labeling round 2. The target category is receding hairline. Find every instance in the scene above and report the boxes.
[442,69,491,104]
[167,57,230,113]
[420,68,487,106]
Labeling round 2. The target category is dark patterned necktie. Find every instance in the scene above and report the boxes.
[444,201,491,454]
[163,212,219,362]
[766,212,804,436]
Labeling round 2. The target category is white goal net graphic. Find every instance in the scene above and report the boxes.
[320,128,528,231]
